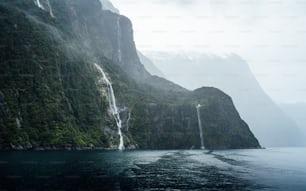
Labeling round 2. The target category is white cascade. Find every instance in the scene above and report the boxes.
[34,0,45,10]
[196,104,205,149]
[16,118,21,128]
[46,0,55,18]
[16,111,22,128]
[94,63,124,150]
[34,0,55,18]
[116,17,122,63]
[126,112,131,133]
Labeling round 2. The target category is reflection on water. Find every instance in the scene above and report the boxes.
[0,148,306,190]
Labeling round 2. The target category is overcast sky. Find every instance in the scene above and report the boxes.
[111,0,306,104]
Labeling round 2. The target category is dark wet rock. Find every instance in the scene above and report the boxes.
[0,90,7,116]
[0,90,4,102]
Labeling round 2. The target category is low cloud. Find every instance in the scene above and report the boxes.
[111,0,306,103]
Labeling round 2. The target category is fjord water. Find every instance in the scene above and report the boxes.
[0,148,305,190]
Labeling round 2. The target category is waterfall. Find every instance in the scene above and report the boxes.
[34,0,45,10]
[34,0,55,18]
[16,118,21,128]
[94,63,124,150]
[196,104,205,149]
[116,17,122,63]
[46,0,55,18]
[16,111,22,128]
[126,112,131,133]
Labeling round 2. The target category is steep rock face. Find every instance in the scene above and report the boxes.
[191,88,259,149]
[0,0,260,149]
[0,90,7,118]
[0,0,113,148]
[137,51,165,78]
[129,87,259,149]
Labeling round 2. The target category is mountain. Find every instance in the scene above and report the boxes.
[99,0,119,14]
[279,103,306,138]
[145,52,304,147]
[137,51,165,77]
[0,0,260,150]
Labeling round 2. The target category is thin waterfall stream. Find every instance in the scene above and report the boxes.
[196,104,205,149]
[95,63,124,150]
[117,17,122,63]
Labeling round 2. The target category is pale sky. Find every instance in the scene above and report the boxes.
[111,0,306,104]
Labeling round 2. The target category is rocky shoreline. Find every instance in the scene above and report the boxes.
[0,144,137,151]
[0,144,263,151]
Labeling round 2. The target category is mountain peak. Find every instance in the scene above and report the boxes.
[99,0,119,14]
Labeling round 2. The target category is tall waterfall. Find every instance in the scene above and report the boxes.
[196,104,205,149]
[34,0,45,10]
[16,118,21,128]
[16,111,22,128]
[34,0,55,18]
[116,17,122,63]
[126,112,131,133]
[94,63,124,150]
[46,0,55,18]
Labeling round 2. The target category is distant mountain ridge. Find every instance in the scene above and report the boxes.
[137,51,165,77]
[145,51,304,147]
[279,103,306,140]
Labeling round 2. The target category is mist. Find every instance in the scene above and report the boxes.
[111,0,306,104]
[1,1,306,190]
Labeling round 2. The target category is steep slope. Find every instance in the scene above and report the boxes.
[145,52,304,147]
[0,0,260,149]
[279,103,306,140]
[137,51,165,78]
[99,0,119,14]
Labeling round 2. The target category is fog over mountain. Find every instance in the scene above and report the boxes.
[109,0,306,147]
[111,0,306,104]
[137,51,165,77]
[0,0,260,150]
[279,103,306,138]
[99,1,165,77]
[144,52,304,147]
[99,0,119,14]
[1,1,306,190]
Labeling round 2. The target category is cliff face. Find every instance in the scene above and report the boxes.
[0,0,260,149]
[129,87,259,149]
[137,51,165,78]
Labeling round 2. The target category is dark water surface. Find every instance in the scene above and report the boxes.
[0,148,305,190]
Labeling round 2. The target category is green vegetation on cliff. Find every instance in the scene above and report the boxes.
[0,0,260,149]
